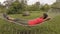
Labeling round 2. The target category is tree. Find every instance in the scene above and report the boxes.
[33,1,40,11]
[7,0,29,14]
[20,0,28,11]
[7,0,22,14]
[26,1,40,11]
[41,4,51,11]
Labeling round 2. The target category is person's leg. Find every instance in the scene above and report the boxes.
[13,18,28,25]
[18,21,28,25]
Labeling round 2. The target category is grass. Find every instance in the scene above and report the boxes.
[9,11,44,20]
[0,11,60,34]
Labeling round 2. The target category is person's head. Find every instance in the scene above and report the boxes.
[42,13,48,19]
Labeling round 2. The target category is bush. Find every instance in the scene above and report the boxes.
[7,1,23,14]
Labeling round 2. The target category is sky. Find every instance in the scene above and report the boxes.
[0,0,56,5]
[0,0,6,3]
[27,0,56,5]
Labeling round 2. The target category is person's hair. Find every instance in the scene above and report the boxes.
[43,13,48,19]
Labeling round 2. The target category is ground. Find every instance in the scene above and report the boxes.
[0,11,60,34]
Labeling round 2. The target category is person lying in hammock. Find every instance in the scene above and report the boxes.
[24,13,51,26]
[3,13,51,26]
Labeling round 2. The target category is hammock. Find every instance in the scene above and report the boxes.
[2,12,52,27]
[2,13,40,27]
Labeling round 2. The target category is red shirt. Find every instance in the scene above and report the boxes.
[28,17,44,26]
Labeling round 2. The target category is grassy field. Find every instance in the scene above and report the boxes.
[0,11,60,34]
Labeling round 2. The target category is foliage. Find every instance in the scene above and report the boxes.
[7,1,23,14]
[7,0,27,14]
[27,2,40,11]
[0,0,51,14]
[0,5,7,13]
[41,4,51,12]
[21,0,27,11]
[51,2,60,8]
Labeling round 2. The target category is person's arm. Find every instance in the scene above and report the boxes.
[43,17,51,22]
